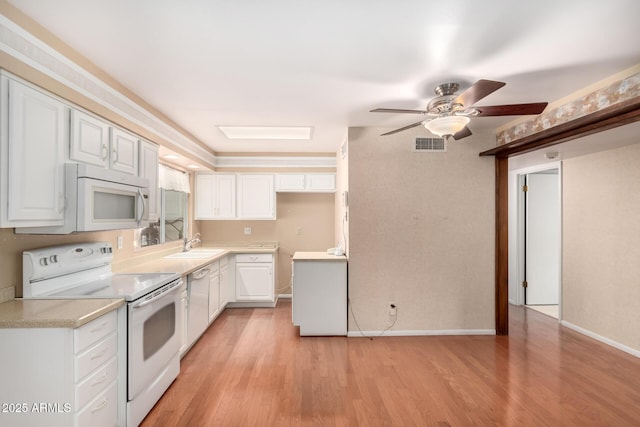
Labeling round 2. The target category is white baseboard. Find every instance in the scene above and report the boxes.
[278,293,292,299]
[560,320,640,359]
[347,329,496,337]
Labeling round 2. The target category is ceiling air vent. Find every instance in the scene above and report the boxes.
[414,137,446,152]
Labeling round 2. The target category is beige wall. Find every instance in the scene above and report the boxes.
[347,127,495,332]
[562,142,640,351]
[197,192,335,293]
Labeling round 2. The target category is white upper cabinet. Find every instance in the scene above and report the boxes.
[109,127,138,175]
[69,109,110,167]
[276,173,335,192]
[276,174,305,191]
[237,174,275,220]
[139,140,159,221]
[195,174,236,220]
[0,75,66,228]
[70,109,139,175]
[307,173,336,192]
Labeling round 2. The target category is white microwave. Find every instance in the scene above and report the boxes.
[18,163,149,234]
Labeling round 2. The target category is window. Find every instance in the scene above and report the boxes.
[138,165,190,248]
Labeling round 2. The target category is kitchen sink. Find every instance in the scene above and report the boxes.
[164,249,226,259]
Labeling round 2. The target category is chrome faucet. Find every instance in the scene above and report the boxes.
[183,233,201,252]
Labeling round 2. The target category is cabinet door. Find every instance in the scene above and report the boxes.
[179,291,188,357]
[110,128,138,175]
[208,272,220,322]
[139,140,159,221]
[237,174,275,219]
[235,263,273,301]
[69,109,109,167]
[215,174,236,218]
[307,173,336,192]
[275,174,305,191]
[194,174,215,219]
[219,263,229,308]
[1,78,66,227]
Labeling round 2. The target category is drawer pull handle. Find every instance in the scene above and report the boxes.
[91,397,108,413]
[91,346,108,360]
[92,372,108,386]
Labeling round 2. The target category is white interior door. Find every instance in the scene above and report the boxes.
[525,171,560,305]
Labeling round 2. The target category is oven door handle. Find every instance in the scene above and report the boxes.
[133,280,183,309]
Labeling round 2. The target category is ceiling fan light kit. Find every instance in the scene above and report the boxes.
[424,116,470,138]
[371,79,548,140]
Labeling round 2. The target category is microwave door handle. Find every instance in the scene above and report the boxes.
[136,188,146,224]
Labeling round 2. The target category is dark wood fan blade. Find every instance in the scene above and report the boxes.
[452,126,472,140]
[370,108,428,114]
[454,80,505,107]
[380,120,425,136]
[473,102,548,116]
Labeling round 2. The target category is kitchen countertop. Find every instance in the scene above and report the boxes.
[0,298,125,329]
[114,244,279,276]
[292,251,347,261]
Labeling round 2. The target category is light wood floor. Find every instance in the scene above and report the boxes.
[141,301,640,426]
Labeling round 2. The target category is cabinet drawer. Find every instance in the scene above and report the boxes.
[75,380,117,427]
[75,310,117,353]
[235,253,273,263]
[75,333,117,381]
[76,356,117,410]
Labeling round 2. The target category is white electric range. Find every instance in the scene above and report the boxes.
[23,242,183,427]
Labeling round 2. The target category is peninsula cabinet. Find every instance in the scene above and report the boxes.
[0,74,66,228]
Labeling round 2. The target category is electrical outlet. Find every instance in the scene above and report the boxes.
[296,227,303,235]
[117,235,123,250]
[244,227,252,235]
[388,303,397,317]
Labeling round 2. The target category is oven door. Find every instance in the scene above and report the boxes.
[128,279,182,400]
[77,177,149,232]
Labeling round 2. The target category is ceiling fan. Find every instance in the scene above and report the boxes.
[370,79,548,140]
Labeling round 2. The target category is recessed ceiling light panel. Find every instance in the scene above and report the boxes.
[217,126,313,140]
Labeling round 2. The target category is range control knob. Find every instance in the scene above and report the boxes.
[39,257,48,266]
[49,255,58,264]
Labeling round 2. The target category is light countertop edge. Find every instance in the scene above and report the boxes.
[115,246,279,276]
[292,251,348,261]
[0,298,125,329]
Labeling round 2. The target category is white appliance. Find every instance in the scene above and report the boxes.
[187,264,211,348]
[292,252,347,336]
[17,163,149,234]
[23,242,181,427]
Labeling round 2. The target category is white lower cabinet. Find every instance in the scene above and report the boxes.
[179,279,189,358]
[208,261,221,323]
[219,256,229,308]
[235,253,274,302]
[0,309,123,427]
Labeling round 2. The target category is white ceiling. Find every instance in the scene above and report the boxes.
[7,0,640,153]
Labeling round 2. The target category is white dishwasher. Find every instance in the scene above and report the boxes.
[187,264,212,348]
